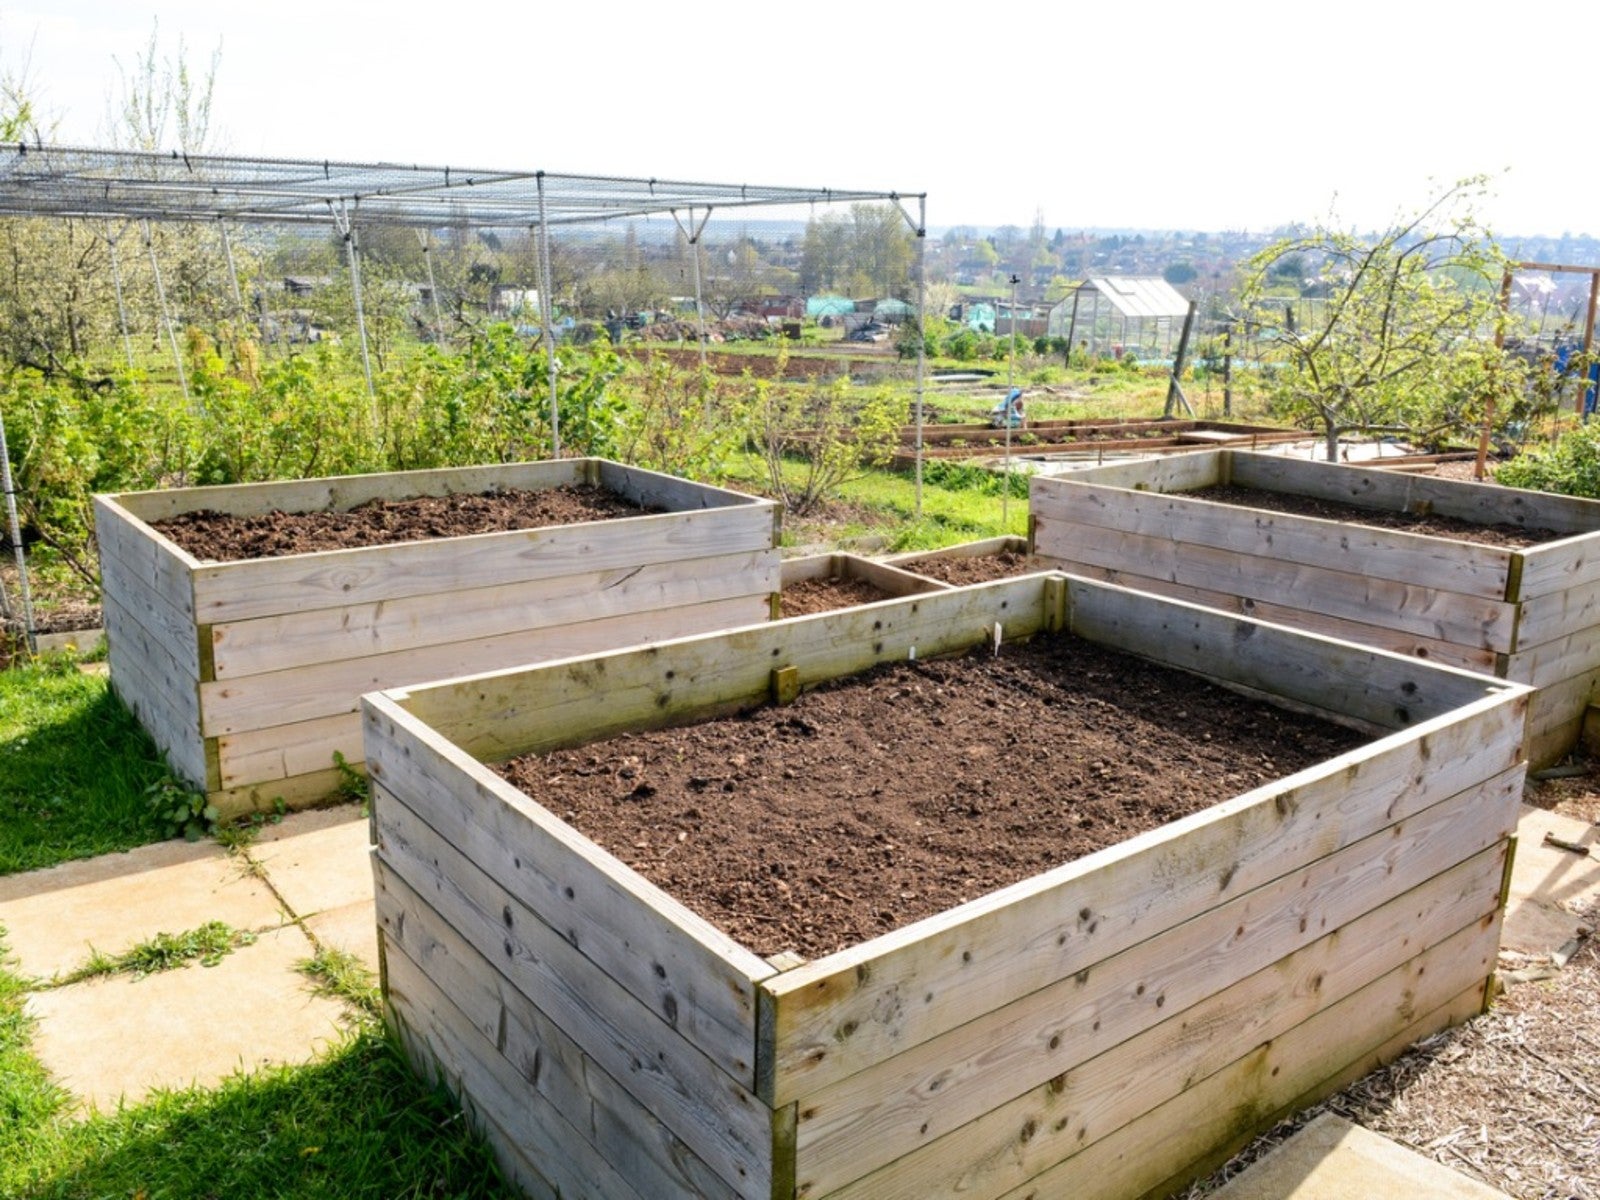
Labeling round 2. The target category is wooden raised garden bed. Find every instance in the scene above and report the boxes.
[778,552,949,617]
[94,459,779,817]
[363,575,1527,1200]
[886,535,1056,586]
[1030,449,1600,767]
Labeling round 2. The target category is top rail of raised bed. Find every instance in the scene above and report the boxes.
[0,143,921,229]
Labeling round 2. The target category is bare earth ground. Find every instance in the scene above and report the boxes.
[778,576,894,617]
[1192,484,1557,548]
[494,634,1362,959]
[901,547,1052,585]
[148,484,651,561]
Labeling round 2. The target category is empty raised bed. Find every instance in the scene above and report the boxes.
[778,552,949,617]
[1031,449,1600,767]
[94,459,779,817]
[364,575,1527,1200]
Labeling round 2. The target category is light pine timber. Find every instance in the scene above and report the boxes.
[884,536,1032,566]
[374,786,774,1195]
[216,711,359,789]
[1034,518,1516,652]
[189,502,777,625]
[97,539,202,680]
[364,694,774,1090]
[1063,578,1510,729]
[791,786,1515,1195]
[394,576,1054,763]
[378,866,753,1200]
[779,554,951,596]
[1030,481,1513,600]
[206,764,351,821]
[1027,452,1222,496]
[201,593,768,735]
[1502,622,1600,689]
[1516,574,1600,649]
[102,596,200,732]
[209,549,779,680]
[760,687,1525,1105]
[1513,534,1600,599]
[1037,557,1496,672]
[385,946,649,1200]
[598,460,775,514]
[112,458,588,523]
[817,895,1502,1200]
[93,495,199,623]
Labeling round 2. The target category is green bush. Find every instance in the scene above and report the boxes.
[1497,423,1600,498]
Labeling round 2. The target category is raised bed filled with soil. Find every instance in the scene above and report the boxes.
[884,418,1301,470]
[778,552,949,618]
[1032,449,1600,767]
[364,575,1527,1200]
[93,459,779,817]
[885,535,1056,586]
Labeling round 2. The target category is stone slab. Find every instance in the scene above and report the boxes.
[0,839,285,981]
[1501,805,1600,956]
[25,923,350,1110]
[246,803,373,920]
[1211,1113,1511,1200]
[304,900,380,976]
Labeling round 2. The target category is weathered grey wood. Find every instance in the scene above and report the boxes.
[216,711,359,789]
[761,686,1523,1105]
[365,694,774,1089]
[210,549,778,680]
[1030,479,1513,600]
[1516,576,1600,650]
[376,784,774,1196]
[1503,623,1600,690]
[1065,578,1511,730]
[1027,452,1222,495]
[205,764,349,821]
[105,607,207,787]
[598,459,776,515]
[112,458,588,523]
[385,941,651,1200]
[1039,556,1496,671]
[791,795,1511,1196]
[779,554,951,596]
[817,892,1501,1200]
[191,504,778,624]
[93,495,197,624]
[102,596,200,730]
[202,593,768,734]
[395,577,1053,762]
[97,534,202,680]
[1231,451,1600,534]
[1516,535,1600,600]
[378,859,761,1199]
[883,536,1029,566]
[1035,518,1518,652]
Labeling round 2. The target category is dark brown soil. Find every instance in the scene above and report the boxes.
[1191,484,1557,548]
[903,548,1050,585]
[149,485,654,562]
[495,634,1365,958]
[778,576,897,618]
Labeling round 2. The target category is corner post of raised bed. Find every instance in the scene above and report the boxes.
[770,666,800,705]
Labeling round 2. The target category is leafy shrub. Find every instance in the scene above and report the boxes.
[1497,423,1600,498]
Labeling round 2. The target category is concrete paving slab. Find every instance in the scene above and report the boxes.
[1501,805,1599,957]
[247,803,373,919]
[0,840,285,981]
[25,923,351,1110]
[304,900,380,976]
[1211,1113,1511,1200]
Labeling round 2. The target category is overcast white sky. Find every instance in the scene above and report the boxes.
[3,0,1595,239]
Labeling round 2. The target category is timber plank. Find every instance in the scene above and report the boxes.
[884,536,1030,566]
[216,711,359,789]
[110,459,588,523]
[385,943,649,1200]
[395,577,1053,760]
[102,596,200,730]
[1034,518,1516,652]
[819,898,1501,1200]
[1027,453,1222,495]
[598,460,776,514]
[761,689,1524,1105]
[1502,623,1600,690]
[375,793,774,1196]
[791,793,1513,1195]
[202,594,769,734]
[1030,481,1512,600]
[205,764,348,822]
[210,549,779,680]
[93,496,197,624]
[98,537,202,679]
[1517,536,1600,600]
[1516,576,1600,649]
[379,868,755,1200]
[1038,557,1496,672]
[1064,578,1510,729]
[365,696,773,1089]
[190,503,777,624]
[779,554,951,596]
[104,613,207,788]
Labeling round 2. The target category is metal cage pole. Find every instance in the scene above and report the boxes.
[416,229,444,343]
[893,196,928,519]
[103,222,135,370]
[1005,273,1018,530]
[143,220,190,402]
[332,200,376,400]
[0,408,36,653]
[536,174,561,457]
[671,206,713,372]
[218,219,246,324]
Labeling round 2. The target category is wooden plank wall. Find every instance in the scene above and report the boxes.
[779,554,952,597]
[97,469,782,815]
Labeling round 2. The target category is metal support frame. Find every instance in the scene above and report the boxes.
[536,174,561,457]
[143,220,189,402]
[0,407,36,652]
[103,221,135,370]
[330,200,375,399]
[218,219,245,322]
[671,206,713,372]
[416,229,444,342]
[893,196,927,519]
[1005,273,1019,529]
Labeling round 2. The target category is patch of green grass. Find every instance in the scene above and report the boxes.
[63,921,257,984]
[0,657,173,874]
[300,946,382,1019]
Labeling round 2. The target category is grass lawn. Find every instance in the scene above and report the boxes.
[0,653,513,1199]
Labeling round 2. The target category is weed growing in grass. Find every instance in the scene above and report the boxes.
[146,775,219,842]
[299,946,380,1019]
[63,921,256,983]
